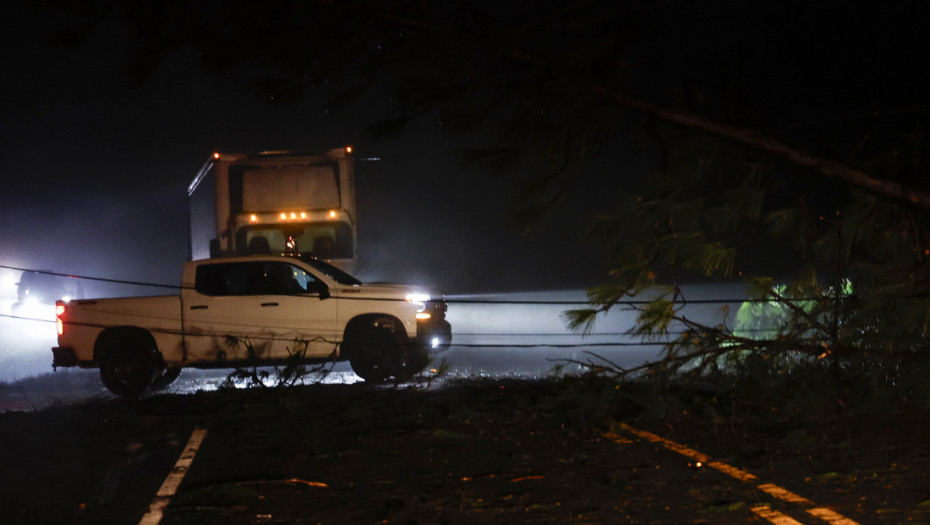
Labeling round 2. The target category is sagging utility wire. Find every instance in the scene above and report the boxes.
[0,263,181,290]
[0,263,854,306]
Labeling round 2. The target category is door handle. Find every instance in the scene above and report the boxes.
[261,302,279,307]
[190,305,208,310]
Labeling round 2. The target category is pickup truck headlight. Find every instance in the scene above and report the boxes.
[406,292,431,319]
[405,293,430,304]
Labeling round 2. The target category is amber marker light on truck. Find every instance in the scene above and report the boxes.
[329,210,337,219]
[250,214,258,222]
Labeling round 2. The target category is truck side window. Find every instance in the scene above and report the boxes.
[197,261,322,296]
[286,264,323,294]
[195,265,223,295]
[195,263,248,296]
[247,262,277,295]
[243,262,322,295]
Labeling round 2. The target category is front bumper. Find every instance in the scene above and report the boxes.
[415,300,452,350]
[416,318,452,350]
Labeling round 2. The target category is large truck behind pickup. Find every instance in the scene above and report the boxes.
[188,147,358,273]
[51,255,451,397]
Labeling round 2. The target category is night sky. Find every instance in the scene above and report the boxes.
[2,1,927,296]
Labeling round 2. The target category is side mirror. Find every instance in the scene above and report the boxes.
[306,280,330,300]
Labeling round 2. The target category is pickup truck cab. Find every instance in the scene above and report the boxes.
[52,255,451,396]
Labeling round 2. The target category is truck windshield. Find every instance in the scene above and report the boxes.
[238,222,353,259]
[299,256,363,286]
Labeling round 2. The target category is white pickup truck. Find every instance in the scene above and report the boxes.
[51,255,451,397]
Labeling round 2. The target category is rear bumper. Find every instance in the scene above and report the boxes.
[52,346,79,369]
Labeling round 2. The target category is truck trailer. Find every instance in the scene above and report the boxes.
[188,147,358,273]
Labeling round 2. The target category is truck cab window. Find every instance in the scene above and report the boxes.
[246,262,324,296]
[195,263,249,296]
[196,261,325,296]
[237,223,353,259]
[287,264,323,294]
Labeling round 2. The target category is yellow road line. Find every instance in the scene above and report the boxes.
[621,423,711,463]
[707,460,758,483]
[758,483,814,505]
[139,427,209,525]
[752,504,805,525]
[611,423,861,525]
[806,507,861,525]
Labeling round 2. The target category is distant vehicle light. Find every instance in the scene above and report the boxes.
[329,210,337,219]
[280,213,287,220]
[431,337,440,349]
[57,318,64,336]
[213,152,221,159]
[250,214,258,222]
[61,296,71,303]
[290,212,297,219]
[416,312,431,320]
[56,304,66,316]
[2,271,15,292]
[346,146,353,154]
[300,212,307,219]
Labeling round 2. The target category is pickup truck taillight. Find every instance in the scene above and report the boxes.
[55,302,66,336]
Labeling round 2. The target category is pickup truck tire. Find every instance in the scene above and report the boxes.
[98,332,158,398]
[345,326,395,382]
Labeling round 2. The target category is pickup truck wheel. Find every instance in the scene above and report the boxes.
[346,327,395,382]
[99,341,157,398]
